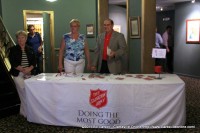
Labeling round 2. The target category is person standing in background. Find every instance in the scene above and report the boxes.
[155,27,163,49]
[162,25,174,73]
[91,18,126,74]
[26,25,43,74]
[155,27,163,66]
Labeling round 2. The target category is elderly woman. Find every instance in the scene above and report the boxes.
[9,30,36,117]
[58,19,91,74]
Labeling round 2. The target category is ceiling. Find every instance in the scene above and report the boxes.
[109,0,193,11]
[156,0,191,11]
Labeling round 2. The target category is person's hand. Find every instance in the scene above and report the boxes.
[166,47,170,53]
[110,51,115,58]
[58,65,63,73]
[91,66,96,71]
[16,66,25,72]
[87,63,91,70]
[38,46,43,53]
[23,67,32,75]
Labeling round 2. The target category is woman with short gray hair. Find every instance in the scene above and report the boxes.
[9,30,36,117]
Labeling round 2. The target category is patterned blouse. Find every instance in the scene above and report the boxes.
[63,33,86,61]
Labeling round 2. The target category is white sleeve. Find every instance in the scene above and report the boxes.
[159,34,163,44]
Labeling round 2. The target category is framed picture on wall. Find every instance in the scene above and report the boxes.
[129,16,140,38]
[86,24,94,38]
[186,19,200,44]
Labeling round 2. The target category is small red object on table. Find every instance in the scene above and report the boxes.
[154,66,162,79]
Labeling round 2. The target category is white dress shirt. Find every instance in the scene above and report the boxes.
[155,33,163,48]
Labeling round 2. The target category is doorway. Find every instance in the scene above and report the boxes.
[108,0,129,73]
[23,10,55,73]
[108,0,127,41]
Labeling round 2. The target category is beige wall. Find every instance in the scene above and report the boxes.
[141,0,156,73]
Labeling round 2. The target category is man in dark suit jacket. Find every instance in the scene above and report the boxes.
[91,18,126,74]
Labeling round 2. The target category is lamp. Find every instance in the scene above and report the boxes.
[191,0,195,3]
[46,0,57,2]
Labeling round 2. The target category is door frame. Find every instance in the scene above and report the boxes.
[23,10,55,72]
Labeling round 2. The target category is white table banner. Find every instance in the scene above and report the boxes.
[24,73,186,129]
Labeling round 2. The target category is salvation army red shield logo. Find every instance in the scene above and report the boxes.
[89,89,107,109]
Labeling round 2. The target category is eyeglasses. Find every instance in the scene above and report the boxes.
[30,28,35,31]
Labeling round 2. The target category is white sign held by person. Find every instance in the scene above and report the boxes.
[152,48,166,59]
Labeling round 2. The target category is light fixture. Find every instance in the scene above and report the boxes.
[46,0,57,2]
[156,6,163,11]
[191,0,195,3]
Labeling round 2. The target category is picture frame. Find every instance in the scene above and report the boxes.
[129,16,141,38]
[86,24,94,38]
[186,19,200,44]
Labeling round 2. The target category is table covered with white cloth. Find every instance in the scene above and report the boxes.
[24,73,185,129]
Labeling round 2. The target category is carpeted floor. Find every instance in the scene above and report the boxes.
[0,75,199,133]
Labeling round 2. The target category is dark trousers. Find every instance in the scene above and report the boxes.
[166,47,173,73]
[155,58,162,66]
[36,54,43,74]
[100,60,110,74]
